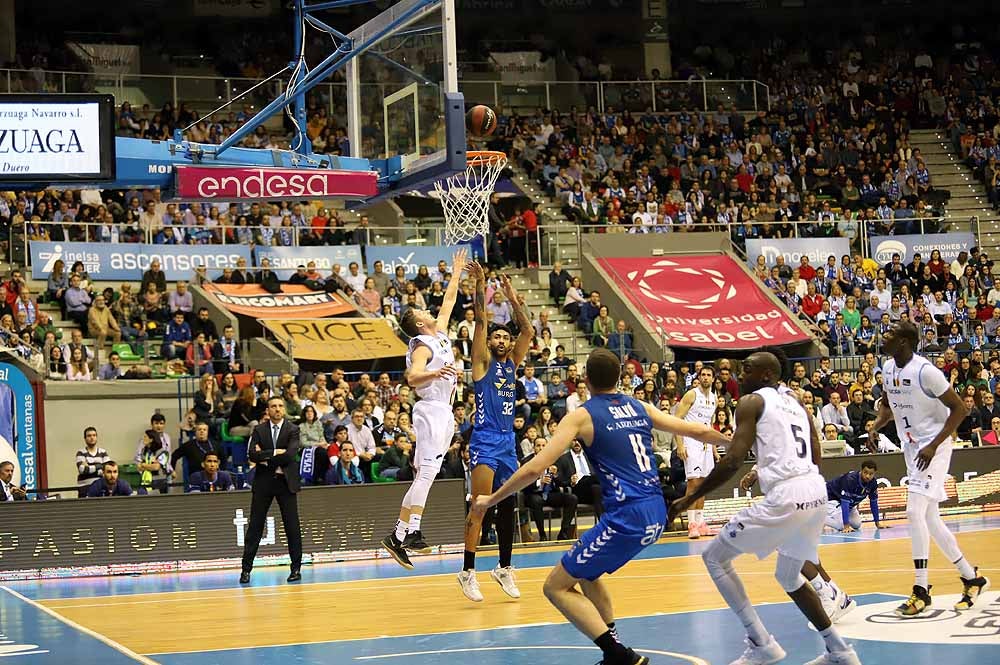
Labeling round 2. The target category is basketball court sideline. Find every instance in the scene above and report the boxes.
[1,513,997,665]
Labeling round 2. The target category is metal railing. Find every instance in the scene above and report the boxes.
[0,67,770,126]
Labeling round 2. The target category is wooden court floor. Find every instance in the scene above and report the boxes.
[28,518,1000,658]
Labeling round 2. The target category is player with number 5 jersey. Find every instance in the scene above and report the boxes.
[473,349,729,665]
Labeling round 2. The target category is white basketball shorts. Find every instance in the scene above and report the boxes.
[719,474,827,563]
[682,439,715,479]
[411,399,456,472]
[903,440,952,503]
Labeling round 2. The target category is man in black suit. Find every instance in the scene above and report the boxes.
[555,439,603,517]
[230,257,253,285]
[521,437,577,541]
[254,258,281,293]
[0,461,28,502]
[240,397,303,584]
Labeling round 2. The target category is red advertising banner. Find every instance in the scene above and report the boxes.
[597,255,809,349]
[203,284,356,319]
[174,165,378,201]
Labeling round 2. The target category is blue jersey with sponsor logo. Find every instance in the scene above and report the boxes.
[473,359,517,433]
[583,393,662,507]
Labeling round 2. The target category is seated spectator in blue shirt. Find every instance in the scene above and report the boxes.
[326,442,365,485]
[606,320,634,360]
[546,370,569,418]
[825,461,883,532]
[187,452,235,492]
[453,403,472,436]
[85,461,134,497]
[162,310,192,361]
[578,291,602,332]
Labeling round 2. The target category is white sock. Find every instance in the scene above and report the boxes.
[953,556,976,580]
[692,509,702,524]
[408,513,422,533]
[686,510,695,525]
[819,626,849,653]
[394,519,407,541]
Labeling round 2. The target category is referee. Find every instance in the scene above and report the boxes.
[240,396,303,584]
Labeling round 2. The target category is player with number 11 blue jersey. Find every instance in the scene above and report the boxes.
[473,349,729,665]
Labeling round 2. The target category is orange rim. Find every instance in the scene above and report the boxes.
[466,150,507,167]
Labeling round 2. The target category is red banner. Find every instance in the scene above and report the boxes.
[598,255,809,349]
[203,284,356,319]
[174,165,378,201]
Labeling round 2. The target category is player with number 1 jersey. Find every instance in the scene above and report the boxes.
[473,349,729,665]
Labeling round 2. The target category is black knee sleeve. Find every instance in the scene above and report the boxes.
[496,494,517,567]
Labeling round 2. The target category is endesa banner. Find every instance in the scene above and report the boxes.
[261,318,407,361]
[30,241,250,281]
[598,255,810,349]
[255,245,363,280]
[869,232,976,264]
[174,165,378,201]
[203,284,355,319]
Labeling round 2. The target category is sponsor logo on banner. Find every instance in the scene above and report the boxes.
[66,43,140,75]
[174,166,378,201]
[254,245,363,280]
[598,255,809,349]
[0,96,114,180]
[745,238,851,267]
[30,242,250,281]
[869,233,976,264]
[261,318,407,361]
[204,284,355,319]
[366,245,460,279]
[489,51,558,83]
[0,364,38,491]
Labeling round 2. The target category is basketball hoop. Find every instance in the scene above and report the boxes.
[435,150,507,246]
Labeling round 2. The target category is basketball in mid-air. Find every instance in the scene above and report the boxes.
[466,105,497,137]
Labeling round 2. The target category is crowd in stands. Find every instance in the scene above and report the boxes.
[750,244,1000,361]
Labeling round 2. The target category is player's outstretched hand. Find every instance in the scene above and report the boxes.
[668,496,692,524]
[471,494,491,517]
[876,523,891,529]
[739,469,758,491]
[466,260,484,282]
[500,274,517,301]
[915,444,935,470]
[451,248,468,273]
[841,526,855,533]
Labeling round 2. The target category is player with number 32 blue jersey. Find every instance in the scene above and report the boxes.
[473,349,729,665]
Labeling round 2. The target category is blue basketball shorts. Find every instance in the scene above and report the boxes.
[469,429,518,491]
[562,495,666,581]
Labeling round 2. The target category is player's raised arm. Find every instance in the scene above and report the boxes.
[473,408,586,513]
[435,248,468,330]
[467,260,490,382]
[668,394,762,522]
[641,400,729,448]
[500,274,534,366]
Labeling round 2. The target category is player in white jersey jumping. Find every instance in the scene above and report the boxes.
[670,352,859,665]
[673,365,721,538]
[869,320,990,617]
[381,248,466,569]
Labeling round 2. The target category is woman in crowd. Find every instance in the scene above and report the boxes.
[227,386,258,438]
[357,278,381,315]
[299,405,325,448]
[219,372,240,411]
[47,345,67,380]
[47,259,68,315]
[563,276,585,323]
[592,305,613,347]
[312,388,332,418]
[66,346,92,381]
[193,373,226,435]
[185,332,214,376]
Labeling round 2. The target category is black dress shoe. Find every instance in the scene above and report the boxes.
[287,570,302,583]
[239,571,251,584]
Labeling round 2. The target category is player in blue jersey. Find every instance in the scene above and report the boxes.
[458,262,534,602]
[822,461,886,533]
[473,349,729,665]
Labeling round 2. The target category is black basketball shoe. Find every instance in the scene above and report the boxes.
[402,530,432,554]
[381,533,414,570]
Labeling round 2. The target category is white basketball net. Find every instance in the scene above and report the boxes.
[435,152,507,246]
